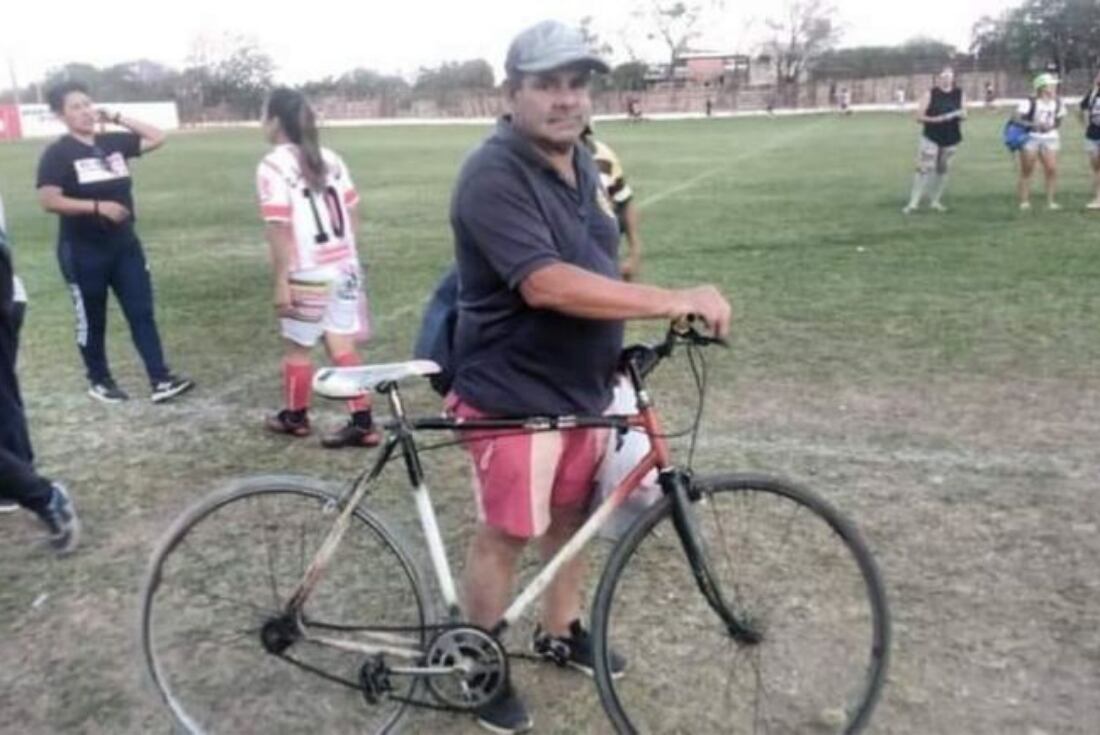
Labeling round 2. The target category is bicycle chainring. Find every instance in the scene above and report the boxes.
[423,625,508,710]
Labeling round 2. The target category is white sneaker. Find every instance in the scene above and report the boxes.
[0,500,19,514]
[902,204,918,214]
[929,201,947,212]
[1048,201,1062,211]
[1086,200,1100,210]
[1019,201,1031,211]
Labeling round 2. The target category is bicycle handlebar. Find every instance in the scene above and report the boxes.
[620,318,728,381]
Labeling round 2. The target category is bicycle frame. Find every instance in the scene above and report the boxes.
[282,366,675,659]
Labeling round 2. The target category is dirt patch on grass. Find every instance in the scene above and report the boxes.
[2,374,1098,733]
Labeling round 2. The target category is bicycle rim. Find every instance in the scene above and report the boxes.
[140,476,428,734]
[592,473,889,734]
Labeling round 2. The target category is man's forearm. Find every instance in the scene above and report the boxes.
[520,262,679,320]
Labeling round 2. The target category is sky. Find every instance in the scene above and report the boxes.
[1,0,1021,88]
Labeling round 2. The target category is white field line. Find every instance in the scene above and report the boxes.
[635,117,827,211]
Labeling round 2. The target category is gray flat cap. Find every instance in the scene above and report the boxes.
[505,20,610,77]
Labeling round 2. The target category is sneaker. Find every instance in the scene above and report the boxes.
[320,421,382,449]
[1086,200,1100,210]
[929,201,948,212]
[902,204,918,214]
[475,683,533,734]
[265,409,311,437]
[150,374,195,403]
[88,380,129,404]
[1048,201,1062,211]
[1019,200,1031,211]
[0,500,19,514]
[35,483,79,555]
[533,619,627,679]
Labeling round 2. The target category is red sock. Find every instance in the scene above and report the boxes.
[283,359,313,412]
[332,352,370,414]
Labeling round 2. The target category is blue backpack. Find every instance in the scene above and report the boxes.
[413,267,459,396]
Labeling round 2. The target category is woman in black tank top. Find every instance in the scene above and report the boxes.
[904,67,967,213]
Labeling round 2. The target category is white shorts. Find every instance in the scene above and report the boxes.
[916,137,957,173]
[280,264,370,347]
[1023,136,1060,153]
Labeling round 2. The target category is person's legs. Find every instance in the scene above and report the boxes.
[1038,145,1059,208]
[0,445,53,514]
[266,338,314,436]
[110,237,169,383]
[1017,148,1038,208]
[317,272,379,448]
[928,145,958,210]
[1088,145,1100,206]
[59,239,113,386]
[905,138,936,212]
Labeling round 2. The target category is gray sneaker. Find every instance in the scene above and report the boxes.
[35,483,79,555]
[151,374,194,403]
[88,379,129,404]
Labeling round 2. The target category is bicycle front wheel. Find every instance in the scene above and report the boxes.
[592,473,889,734]
[140,475,428,734]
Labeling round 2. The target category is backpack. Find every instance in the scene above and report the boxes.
[413,267,459,396]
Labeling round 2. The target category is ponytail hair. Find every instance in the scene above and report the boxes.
[264,87,327,190]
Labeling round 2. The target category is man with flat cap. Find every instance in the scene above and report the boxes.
[449,19,731,732]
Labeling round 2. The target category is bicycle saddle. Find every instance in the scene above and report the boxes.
[313,360,442,398]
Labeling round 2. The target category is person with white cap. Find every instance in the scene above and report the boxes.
[1014,73,1066,210]
[448,19,731,733]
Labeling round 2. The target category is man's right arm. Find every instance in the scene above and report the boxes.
[459,162,732,337]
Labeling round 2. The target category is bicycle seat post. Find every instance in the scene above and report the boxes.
[382,382,408,426]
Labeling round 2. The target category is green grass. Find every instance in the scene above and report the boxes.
[1,112,1098,734]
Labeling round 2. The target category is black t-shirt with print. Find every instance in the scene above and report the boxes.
[35,132,142,243]
[1080,90,1100,141]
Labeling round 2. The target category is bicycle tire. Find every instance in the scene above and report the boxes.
[591,472,890,734]
[140,474,429,734]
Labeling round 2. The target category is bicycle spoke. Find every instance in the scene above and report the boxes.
[594,476,888,734]
[254,496,283,609]
[143,482,427,734]
[175,542,271,617]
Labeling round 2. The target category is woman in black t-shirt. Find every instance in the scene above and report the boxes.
[904,67,966,214]
[35,81,192,404]
[1080,69,1100,210]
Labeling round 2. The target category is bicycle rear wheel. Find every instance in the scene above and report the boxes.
[592,473,889,734]
[140,475,428,734]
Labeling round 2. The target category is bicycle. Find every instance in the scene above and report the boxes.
[140,323,890,734]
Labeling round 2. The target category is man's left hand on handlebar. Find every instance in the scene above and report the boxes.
[666,285,732,339]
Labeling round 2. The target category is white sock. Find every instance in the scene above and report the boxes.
[908,172,930,207]
[929,173,949,204]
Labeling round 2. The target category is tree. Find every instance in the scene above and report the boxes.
[631,1,723,78]
[181,33,275,118]
[414,60,494,94]
[971,0,1100,75]
[610,62,650,91]
[579,15,614,58]
[763,0,842,84]
[813,38,958,79]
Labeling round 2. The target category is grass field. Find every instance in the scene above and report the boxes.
[1,111,1098,734]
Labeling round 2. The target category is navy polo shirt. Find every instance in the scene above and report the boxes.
[451,118,624,417]
[36,132,142,244]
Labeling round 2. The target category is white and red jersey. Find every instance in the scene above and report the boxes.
[256,144,361,272]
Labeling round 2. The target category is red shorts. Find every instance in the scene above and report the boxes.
[447,394,609,539]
